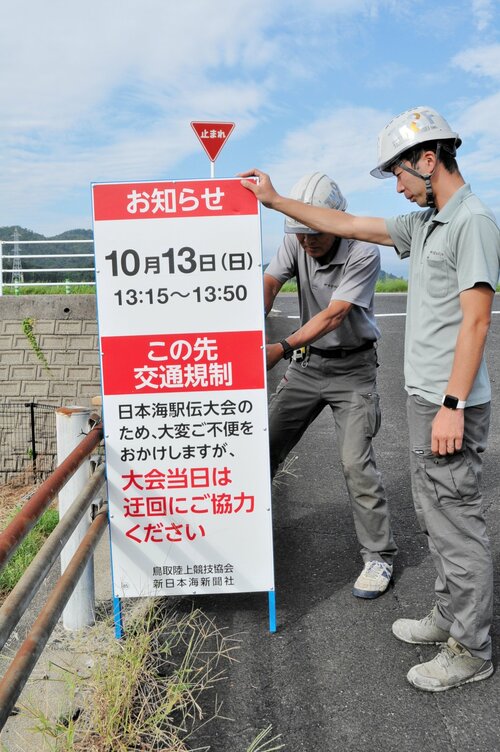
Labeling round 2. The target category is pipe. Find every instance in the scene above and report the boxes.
[0,465,106,652]
[0,506,109,730]
[0,423,103,572]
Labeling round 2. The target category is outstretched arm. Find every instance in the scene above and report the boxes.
[240,168,393,246]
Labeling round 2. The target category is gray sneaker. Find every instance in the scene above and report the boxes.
[352,560,392,599]
[407,637,494,692]
[392,606,450,644]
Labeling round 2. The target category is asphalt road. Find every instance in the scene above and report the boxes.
[192,292,500,752]
[3,293,499,752]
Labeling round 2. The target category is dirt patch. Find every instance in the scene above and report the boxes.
[0,483,39,528]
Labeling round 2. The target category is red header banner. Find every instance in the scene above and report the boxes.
[93,178,257,222]
[101,330,264,395]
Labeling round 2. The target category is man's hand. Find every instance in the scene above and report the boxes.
[431,406,464,455]
[266,342,285,371]
[239,169,279,208]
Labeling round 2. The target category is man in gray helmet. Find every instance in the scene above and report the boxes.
[264,171,397,600]
[241,106,500,692]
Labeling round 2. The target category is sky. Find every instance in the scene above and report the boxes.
[1,0,500,276]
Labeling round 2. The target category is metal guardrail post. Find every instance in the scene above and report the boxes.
[0,422,103,571]
[27,401,37,480]
[56,407,96,630]
[0,506,109,730]
[0,465,106,653]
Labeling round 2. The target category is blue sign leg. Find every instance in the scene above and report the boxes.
[268,590,277,633]
[113,595,123,639]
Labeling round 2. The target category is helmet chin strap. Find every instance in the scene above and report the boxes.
[397,143,442,208]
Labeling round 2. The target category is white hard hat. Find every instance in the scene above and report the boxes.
[284,172,347,234]
[370,106,461,179]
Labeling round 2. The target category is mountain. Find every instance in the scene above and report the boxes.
[0,226,93,284]
[1,227,404,284]
[378,269,402,282]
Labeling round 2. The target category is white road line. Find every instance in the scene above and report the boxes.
[273,310,500,318]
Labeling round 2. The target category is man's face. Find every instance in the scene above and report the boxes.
[393,158,429,207]
[296,231,337,260]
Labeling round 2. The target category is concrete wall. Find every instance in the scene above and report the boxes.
[0,295,100,404]
[0,295,101,482]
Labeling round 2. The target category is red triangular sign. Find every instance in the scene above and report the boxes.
[191,121,235,162]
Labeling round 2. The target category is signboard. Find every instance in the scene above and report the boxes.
[190,121,235,162]
[92,178,274,600]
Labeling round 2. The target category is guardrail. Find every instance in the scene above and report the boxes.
[0,411,106,729]
[0,240,94,295]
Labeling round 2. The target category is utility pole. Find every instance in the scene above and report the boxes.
[12,228,24,286]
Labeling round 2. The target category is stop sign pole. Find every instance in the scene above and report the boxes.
[191,121,235,177]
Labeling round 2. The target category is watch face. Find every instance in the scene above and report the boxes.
[443,395,459,409]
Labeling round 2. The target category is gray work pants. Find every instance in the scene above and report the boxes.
[269,348,397,565]
[407,394,493,659]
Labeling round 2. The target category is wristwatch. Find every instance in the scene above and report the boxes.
[442,394,466,410]
[280,339,294,360]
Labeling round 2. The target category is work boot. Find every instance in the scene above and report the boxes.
[407,637,494,692]
[392,606,450,644]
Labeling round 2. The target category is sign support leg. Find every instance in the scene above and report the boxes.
[113,595,123,639]
[268,590,276,633]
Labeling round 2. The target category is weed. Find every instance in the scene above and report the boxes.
[24,600,241,751]
[21,317,52,373]
[272,453,300,488]
[246,725,285,752]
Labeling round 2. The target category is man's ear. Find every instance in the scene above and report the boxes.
[421,150,437,173]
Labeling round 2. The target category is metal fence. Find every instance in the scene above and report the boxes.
[0,402,57,482]
[0,418,106,729]
[0,240,94,294]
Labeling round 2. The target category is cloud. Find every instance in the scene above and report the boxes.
[2,0,498,237]
[471,0,495,31]
[0,1,278,130]
[451,92,500,197]
[452,44,500,80]
[263,106,392,196]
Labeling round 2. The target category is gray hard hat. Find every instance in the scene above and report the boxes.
[284,172,347,234]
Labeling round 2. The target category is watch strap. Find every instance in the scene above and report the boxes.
[280,338,294,360]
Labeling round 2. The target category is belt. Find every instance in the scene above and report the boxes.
[309,341,374,359]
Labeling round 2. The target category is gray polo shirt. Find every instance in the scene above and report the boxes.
[265,235,381,349]
[386,183,500,406]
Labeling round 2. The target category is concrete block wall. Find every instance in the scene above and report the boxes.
[0,295,101,482]
[0,295,100,404]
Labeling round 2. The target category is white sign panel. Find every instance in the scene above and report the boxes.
[92,178,274,598]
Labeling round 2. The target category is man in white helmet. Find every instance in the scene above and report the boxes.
[263,171,397,600]
[241,105,500,692]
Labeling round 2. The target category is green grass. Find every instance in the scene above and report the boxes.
[2,284,95,295]
[0,507,59,594]
[23,599,283,751]
[281,278,410,293]
[3,280,500,295]
[375,278,408,292]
